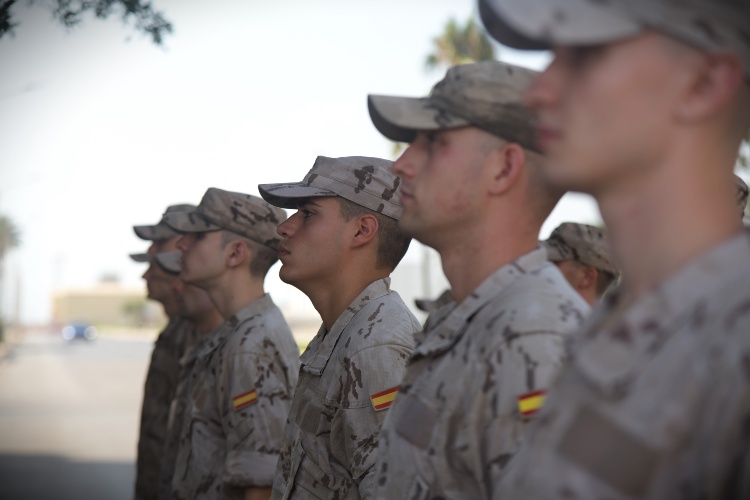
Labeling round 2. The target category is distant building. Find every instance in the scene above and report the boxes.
[52,283,166,328]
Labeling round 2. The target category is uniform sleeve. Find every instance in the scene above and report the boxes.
[331,341,413,499]
[220,347,293,488]
[486,331,567,498]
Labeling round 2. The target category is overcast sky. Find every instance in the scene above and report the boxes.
[0,0,600,324]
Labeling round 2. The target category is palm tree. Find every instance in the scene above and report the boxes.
[425,17,496,70]
[0,215,20,333]
[391,16,497,158]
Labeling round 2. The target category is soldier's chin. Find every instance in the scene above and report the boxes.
[278,265,297,287]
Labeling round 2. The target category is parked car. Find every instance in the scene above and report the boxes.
[61,322,97,341]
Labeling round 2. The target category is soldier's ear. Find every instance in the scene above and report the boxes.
[675,50,745,125]
[225,239,250,269]
[486,142,525,196]
[350,214,379,249]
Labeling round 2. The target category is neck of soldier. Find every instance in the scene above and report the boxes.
[435,211,541,304]
[205,270,266,320]
[305,258,390,332]
[194,309,225,336]
[597,142,742,305]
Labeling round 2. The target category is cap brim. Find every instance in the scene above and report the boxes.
[258,183,337,210]
[163,211,222,233]
[155,251,181,274]
[368,95,471,143]
[541,241,566,262]
[129,252,151,263]
[479,0,642,49]
[133,223,178,241]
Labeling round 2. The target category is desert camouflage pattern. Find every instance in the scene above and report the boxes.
[271,278,419,500]
[170,295,300,499]
[135,316,199,500]
[368,61,540,152]
[498,231,750,499]
[544,222,619,276]
[258,156,403,221]
[164,188,287,251]
[735,174,748,218]
[134,204,197,242]
[374,248,589,499]
[479,0,750,80]
[159,334,215,500]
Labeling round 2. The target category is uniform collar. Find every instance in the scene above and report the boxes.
[414,247,550,358]
[301,278,392,375]
[193,294,275,359]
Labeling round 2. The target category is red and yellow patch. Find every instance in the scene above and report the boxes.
[518,390,547,418]
[232,389,258,411]
[370,386,399,411]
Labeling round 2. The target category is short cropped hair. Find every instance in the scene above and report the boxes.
[221,230,279,279]
[336,197,411,271]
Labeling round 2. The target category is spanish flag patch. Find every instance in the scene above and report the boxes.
[370,386,399,411]
[232,389,257,411]
[518,390,547,418]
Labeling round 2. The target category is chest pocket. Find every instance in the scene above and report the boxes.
[394,392,438,449]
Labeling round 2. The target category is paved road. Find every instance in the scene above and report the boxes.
[0,331,153,500]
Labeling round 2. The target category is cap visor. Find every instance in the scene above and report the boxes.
[133,223,178,241]
[258,183,337,210]
[129,252,151,263]
[479,0,642,49]
[163,211,221,233]
[368,95,471,143]
[155,251,181,274]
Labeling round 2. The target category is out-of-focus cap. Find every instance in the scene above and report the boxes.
[164,188,287,251]
[368,61,540,152]
[543,222,619,276]
[154,251,181,274]
[479,0,750,81]
[133,204,196,241]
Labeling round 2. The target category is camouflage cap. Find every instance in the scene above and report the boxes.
[736,174,748,218]
[258,156,404,220]
[154,251,181,274]
[163,188,287,251]
[368,61,541,152]
[133,204,196,241]
[129,252,151,263]
[543,222,619,276]
[479,0,750,81]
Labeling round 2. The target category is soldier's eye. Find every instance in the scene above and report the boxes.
[301,209,314,219]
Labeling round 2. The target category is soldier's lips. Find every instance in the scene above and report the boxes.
[278,246,290,259]
[536,124,561,152]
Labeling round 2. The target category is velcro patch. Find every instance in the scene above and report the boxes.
[370,386,399,411]
[518,390,547,417]
[232,389,257,411]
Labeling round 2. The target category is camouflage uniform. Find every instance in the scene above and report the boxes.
[271,279,418,499]
[162,188,300,499]
[367,61,589,498]
[170,296,299,499]
[136,317,198,500]
[259,156,420,499]
[374,249,588,499]
[133,204,198,500]
[159,334,211,500]
[497,232,750,499]
[478,0,750,498]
